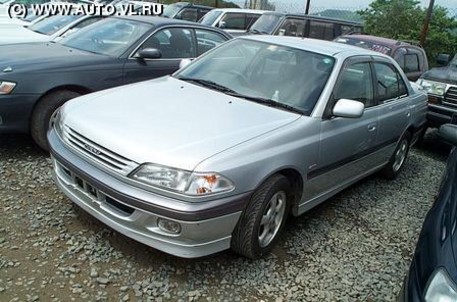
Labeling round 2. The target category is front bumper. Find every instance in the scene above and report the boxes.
[48,128,249,258]
[0,94,41,133]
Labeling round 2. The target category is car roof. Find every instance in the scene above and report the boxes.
[168,1,213,9]
[240,35,389,58]
[209,8,268,14]
[114,15,200,26]
[339,34,415,48]
[262,12,362,25]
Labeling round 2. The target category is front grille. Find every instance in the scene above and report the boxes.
[444,86,457,106]
[57,162,135,217]
[62,126,138,175]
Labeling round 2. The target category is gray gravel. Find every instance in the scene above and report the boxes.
[0,131,451,301]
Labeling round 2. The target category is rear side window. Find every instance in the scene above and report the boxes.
[404,53,420,72]
[220,13,246,30]
[195,29,227,56]
[277,18,306,37]
[309,21,334,40]
[373,63,408,102]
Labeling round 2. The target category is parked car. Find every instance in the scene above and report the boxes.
[48,36,427,259]
[0,13,105,45]
[416,54,457,128]
[398,123,457,302]
[0,16,231,149]
[199,8,266,37]
[248,12,363,40]
[162,2,212,22]
[334,34,429,81]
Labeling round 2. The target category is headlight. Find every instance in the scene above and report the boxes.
[130,164,234,196]
[417,79,447,96]
[425,268,457,302]
[0,81,16,94]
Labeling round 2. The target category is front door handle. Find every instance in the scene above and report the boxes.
[368,124,377,132]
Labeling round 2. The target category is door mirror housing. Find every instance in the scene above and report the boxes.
[137,48,162,59]
[439,124,457,146]
[218,20,226,28]
[333,99,364,118]
[436,53,451,66]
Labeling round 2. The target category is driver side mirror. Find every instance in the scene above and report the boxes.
[218,20,226,28]
[333,99,364,118]
[137,48,162,59]
[179,59,192,69]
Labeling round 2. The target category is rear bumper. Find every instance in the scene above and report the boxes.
[0,94,40,133]
[427,104,457,128]
[48,128,249,258]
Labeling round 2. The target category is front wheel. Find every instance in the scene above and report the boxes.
[381,132,411,179]
[30,90,81,151]
[231,174,290,259]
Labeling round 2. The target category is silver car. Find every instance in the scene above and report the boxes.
[48,36,428,259]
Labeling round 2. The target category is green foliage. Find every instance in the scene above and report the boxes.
[359,0,457,63]
[161,0,240,8]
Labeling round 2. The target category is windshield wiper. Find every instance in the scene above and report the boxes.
[225,92,304,115]
[178,77,237,94]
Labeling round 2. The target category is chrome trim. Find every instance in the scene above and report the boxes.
[62,125,138,175]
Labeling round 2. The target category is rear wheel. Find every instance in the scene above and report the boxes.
[30,90,81,151]
[231,174,290,259]
[381,132,411,179]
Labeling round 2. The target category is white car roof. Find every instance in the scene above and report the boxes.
[240,35,392,58]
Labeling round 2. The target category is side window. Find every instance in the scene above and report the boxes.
[246,13,261,29]
[404,53,420,73]
[334,62,375,107]
[220,13,246,30]
[277,19,306,37]
[177,8,198,22]
[393,47,407,70]
[373,62,408,102]
[139,28,194,59]
[195,29,227,56]
[309,21,334,40]
[198,9,210,20]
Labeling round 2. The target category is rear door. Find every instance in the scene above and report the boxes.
[306,56,379,199]
[372,58,410,158]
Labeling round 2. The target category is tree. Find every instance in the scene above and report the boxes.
[358,0,457,62]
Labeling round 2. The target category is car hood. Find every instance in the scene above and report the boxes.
[421,65,457,85]
[0,25,49,44]
[62,76,301,171]
[0,42,103,73]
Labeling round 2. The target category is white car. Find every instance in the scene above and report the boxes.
[0,13,103,44]
[199,8,267,36]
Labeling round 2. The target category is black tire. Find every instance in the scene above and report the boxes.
[30,90,80,151]
[381,132,411,180]
[231,174,291,259]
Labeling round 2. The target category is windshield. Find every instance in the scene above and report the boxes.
[59,18,151,56]
[249,14,282,34]
[334,37,393,55]
[29,15,80,35]
[175,39,335,115]
[199,10,222,25]
[162,3,184,18]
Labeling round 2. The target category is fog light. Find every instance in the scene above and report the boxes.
[157,218,181,234]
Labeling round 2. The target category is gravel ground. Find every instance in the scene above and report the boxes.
[0,131,451,302]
